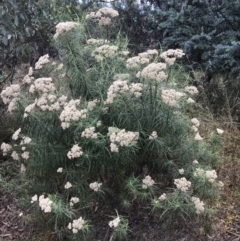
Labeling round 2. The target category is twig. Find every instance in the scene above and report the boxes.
[226,229,240,237]
[104,227,110,241]
[0,234,12,237]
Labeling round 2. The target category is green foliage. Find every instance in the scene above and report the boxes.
[111,1,163,53]
[0,0,53,82]
[109,1,240,97]
[93,0,240,127]
[0,10,223,240]
[158,1,240,81]
[0,0,84,85]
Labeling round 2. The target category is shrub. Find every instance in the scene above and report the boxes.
[0,9,223,240]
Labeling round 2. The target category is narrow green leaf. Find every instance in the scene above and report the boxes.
[0,6,3,19]
[14,15,19,26]
[2,36,8,46]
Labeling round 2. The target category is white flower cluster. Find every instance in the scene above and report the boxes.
[191,196,205,214]
[184,86,199,95]
[30,77,55,94]
[126,56,147,69]
[160,49,185,65]
[108,127,139,152]
[142,175,155,189]
[60,99,87,129]
[68,217,85,234]
[146,49,159,56]
[126,50,158,69]
[31,194,38,203]
[187,97,195,104]
[65,181,72,189]
[81,127,97,139]
[194,168,218,183]
[194,132,203,141]
[89,181,102,191]
[12,128,21,140]
[87,99,99,111]
[0,84,20,104]
[205,170,218,183]
[178,168,184,174]
[22,67,34,84]
[24,95,66,117]
[119,50,130,57]
[57,167,63,173]
[183,85,197,104]
[20,136,32,145]
[159,193,166,201]
[57,63,64,70]
[129,83,143,98]
[58,95,68,106]
[39,195,53,213]
[161,89,186,107]
[23,103,35,117]
[194,167,205,177]
[21,151,30,160]
[216,128,224,135]
[128,56,149,69]
[86,7,119,26]
[11,151,19,160]
[35,94,59,112]
[149,131,158,140]
[105,80,142,104]
[105,80,128,104]
[1,142,12,156]
[67,144,83,159]
[20,164,26,173]
[137,62,167,82]
[174,177,191,192]
[96,7,119,18]
[38,92,49,105]
[191,118,203,140]
[191,118,200,128]
[54,22,79,39]
[97,120,102,127]
[31,194,53,213]
[70,197,80,207]
[109,217,120,228]
[35,54,50,70]
[193,159,199,164]
[0,84,20,113]
[85,12,96,19]
[8,98,19,113]
[23,74,34,84]
[28,67,33,76]
[87,38,109,45]
[99,17,111,26]
[92,44,118,61]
